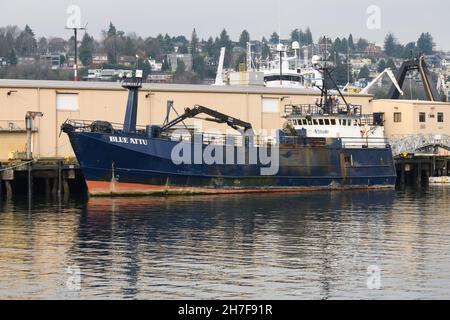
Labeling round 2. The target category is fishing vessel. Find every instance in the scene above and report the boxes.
[62,65,396,196]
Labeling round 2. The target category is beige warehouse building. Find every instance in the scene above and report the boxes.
[1,79,450,161]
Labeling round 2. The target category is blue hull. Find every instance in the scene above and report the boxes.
[67,132,397,196]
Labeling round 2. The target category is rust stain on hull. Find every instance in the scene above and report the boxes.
[86,180,394,197]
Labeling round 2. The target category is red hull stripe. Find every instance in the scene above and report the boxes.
[86,180,394,196]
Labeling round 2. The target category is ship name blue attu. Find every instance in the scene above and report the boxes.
[109,136,148,145]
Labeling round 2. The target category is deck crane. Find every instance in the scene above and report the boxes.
[360,68,404,96]
[388,54,445,102]
[152,104,253,138]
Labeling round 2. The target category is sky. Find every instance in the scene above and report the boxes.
[1,0,449,50]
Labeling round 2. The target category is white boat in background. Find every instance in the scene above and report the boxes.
[259,42,323,90]
[215,42,323,90]
[429,176,450,184]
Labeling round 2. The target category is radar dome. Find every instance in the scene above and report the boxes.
[276,43,285,52]
[311,55,321,65]
[292,41,300,50]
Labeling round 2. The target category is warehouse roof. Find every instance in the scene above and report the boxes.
[0,79,372,97]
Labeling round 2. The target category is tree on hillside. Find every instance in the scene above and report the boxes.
[191,28,199,54]
[290,29,300,43]
[79,33,94,66]
[238,29,250,48]
[16,25,37,56]
[107,22,117,38]
[37,37,48,55]
[193,54,205,79]
[304,28,313,45]
[8,49,18,66]
[377,59,386,72]
[270,32,279,44]
[348,34,355,51]
[204,37,214,56]
[357,38,369,52]
[218,29,232,67]
[417,32,435,55]
[357,66,370,80]
[176,59,186,75]
[385,58,397,73]
[384,33,398,57]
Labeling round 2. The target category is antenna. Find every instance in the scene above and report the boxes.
[65,23,87,81]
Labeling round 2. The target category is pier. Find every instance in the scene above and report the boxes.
[0,159,86,199]
[392,134,450,187]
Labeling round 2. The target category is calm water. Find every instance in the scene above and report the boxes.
[1,187,450,300]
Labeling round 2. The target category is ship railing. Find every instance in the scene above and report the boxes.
[341,137,391,149]
[162,131,277,148]
[63,119,148,134]
[284,104,363,117]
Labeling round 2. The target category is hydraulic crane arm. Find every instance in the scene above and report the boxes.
[160,105,253,132]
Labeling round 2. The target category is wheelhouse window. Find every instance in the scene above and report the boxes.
[325,119,330,125]
[438,112,444,123]
[319,119,324,125]
[394,112,402,123]
[330,119,336,125]
[419,112,426,123]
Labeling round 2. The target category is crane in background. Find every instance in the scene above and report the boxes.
[213,47,226,86]
[360,68,404,96]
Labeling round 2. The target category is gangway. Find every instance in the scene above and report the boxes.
[390,134,450,157]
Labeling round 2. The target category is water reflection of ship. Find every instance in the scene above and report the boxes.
[80,191,397,298]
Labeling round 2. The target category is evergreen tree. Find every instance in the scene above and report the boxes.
[417,32,434,55]
[8,48,18,66]
[238,30,250,48]
[218,29,232,67]
[204,37,214,56]
[191,28,199,54]
[357,38,369,52]
[38,37,48,55]
[161,58,170,72]
[270,32,280,44]
[175,58,186,75]
[384,33,398,56]
[357,66,370,80]
[79,33,94,66]
[140,58,151,79]
[16,25,37,56]
[193,54,205,79]
[304,28,313,45]
[377,59,386,72]
[107,22,117,37]
[385,58,397,73]
[290,29,300,43]
[348,34,355,51]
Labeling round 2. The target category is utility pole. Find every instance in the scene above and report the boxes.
[66,26,86,81]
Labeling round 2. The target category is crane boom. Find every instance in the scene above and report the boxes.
[160,105,253,133]
[360,68,404,96]
[213,47,226,86]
